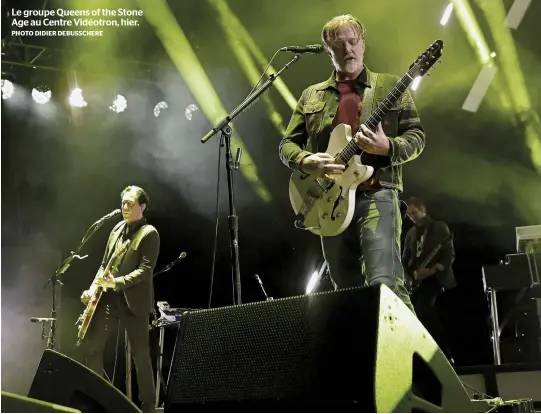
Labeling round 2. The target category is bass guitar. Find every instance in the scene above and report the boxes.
[289,40,443,236]
[406,232,452,294]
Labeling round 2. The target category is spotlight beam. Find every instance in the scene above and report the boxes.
[138,0,272,202]
[473,0,541,173]
[209,1,287,135]
[208,0,297,111]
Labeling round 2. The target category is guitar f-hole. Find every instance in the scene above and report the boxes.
[330,186,344,221]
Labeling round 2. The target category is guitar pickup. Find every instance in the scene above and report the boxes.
[315,181,328,193]
[316,176,335,193]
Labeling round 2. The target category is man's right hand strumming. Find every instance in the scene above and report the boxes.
[81,290,92,305]
[300,153,346,175]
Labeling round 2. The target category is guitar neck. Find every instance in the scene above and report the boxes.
[418,234,451,270]
[336,69,416,165]
[419,247,439,270]
[90,241,126,286]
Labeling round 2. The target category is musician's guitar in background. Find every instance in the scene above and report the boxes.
[289,40,443,237]
[76,239,130,346]
[405,233,453,294]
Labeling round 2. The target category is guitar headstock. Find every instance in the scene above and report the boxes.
[409,40,444,78]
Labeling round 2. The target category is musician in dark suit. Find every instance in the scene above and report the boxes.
[80,185,159,412]
[402,197,456,361]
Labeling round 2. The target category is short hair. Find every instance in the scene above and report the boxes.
[121,185,149,214]
[321,14,366,50]
[407,197,427,212]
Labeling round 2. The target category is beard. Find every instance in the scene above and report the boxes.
[341,59,362,75]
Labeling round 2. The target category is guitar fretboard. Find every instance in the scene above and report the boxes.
[335,68,417,166]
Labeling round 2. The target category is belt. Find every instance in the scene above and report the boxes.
[356,175,380,191]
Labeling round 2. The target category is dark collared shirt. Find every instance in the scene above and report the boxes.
[110,218,147,258]
[123,218,147,239]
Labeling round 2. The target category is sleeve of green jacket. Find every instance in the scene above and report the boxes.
[388,87,426,166]
[279,89,312,171]
[114,229,160,291]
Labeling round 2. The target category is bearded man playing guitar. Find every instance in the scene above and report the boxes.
[402,197,456,361]
[279,14,427,312]
[79,185,159,412]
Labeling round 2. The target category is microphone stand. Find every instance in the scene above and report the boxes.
[154,255,185,277]
[42,219,106,350]
[255,275,273,301]
[201,53,302,306]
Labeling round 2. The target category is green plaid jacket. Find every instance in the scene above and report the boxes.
[279,66,425,192]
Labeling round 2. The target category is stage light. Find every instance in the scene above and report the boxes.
[31,86,52,104]
[462,65,498,113]
[411,76,422,91]
[305,261,328,294]
[440,3,453,26]
[153,101,168,117]
[1,79,15,99]
[109,94,127,113]
[184,103,198,120]
[505,0,532,29]
[68,88,87,107]
[305,271,319,295]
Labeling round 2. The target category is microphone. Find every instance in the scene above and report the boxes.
[30,317,56,322]
[254,274,273,300]
[159,251,187,274]
[95,209,121,225]
[234,148,243,170]
[171,251,187,266]
[280,44,324,54]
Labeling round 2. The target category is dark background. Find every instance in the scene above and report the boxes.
[2,0,541,396]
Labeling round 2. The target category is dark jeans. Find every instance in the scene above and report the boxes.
[321,188,414,312]
[411,276,453,360]
[82,292,155,410]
